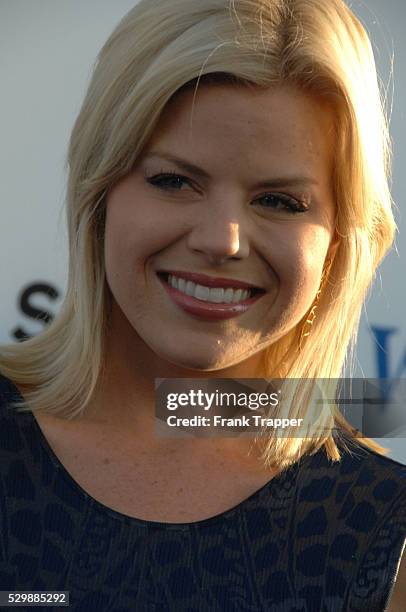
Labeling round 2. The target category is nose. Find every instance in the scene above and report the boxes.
[187,203,249,264]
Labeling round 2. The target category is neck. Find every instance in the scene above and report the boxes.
[80,301,269,464]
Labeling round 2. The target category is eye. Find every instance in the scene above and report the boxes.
[145,171,192,191]
[145,171,310,214]
[254,192,309,214]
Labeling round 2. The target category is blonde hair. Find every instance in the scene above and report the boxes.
[0,0,396,470]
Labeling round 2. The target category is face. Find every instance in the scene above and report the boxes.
[104,83,337,374]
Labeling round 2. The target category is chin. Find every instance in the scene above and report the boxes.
[153,343,231,372]
[167,355,228,373]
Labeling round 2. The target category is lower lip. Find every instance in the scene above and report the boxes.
[157,274,265,320]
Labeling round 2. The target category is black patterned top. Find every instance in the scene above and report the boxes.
[0,373,405,611]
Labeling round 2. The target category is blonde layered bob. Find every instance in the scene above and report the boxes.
[0,0,396,470]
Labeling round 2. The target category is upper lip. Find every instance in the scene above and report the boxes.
[157,270,266,291]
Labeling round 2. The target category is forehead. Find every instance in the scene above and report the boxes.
[146,83,336,179]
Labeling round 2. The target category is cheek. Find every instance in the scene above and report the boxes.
[265,226,331,312]
[103,191,181,293]
[104,184,150,265]
[104,206,133,287]
[103,190,148,301]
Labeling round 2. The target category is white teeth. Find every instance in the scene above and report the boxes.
[195,285,210,301]
[224,288,235,303]
[209,288,224,303]
[166,274,252,303]
[232,289,243,303]
[185,280,195,296]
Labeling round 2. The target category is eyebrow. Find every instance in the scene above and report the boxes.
[142,152,319,189]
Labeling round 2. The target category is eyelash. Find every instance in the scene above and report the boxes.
[145,171,309,214]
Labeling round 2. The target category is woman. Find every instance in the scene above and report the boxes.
[0,0,404,610]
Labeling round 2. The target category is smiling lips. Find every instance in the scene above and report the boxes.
[157,270,266,321]
[157,269,265,291]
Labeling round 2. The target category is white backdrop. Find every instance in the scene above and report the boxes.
[1,1,405,461]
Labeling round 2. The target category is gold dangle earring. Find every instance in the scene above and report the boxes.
[298,257,333,353]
